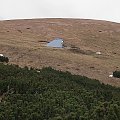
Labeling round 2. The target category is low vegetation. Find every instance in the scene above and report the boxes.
[0,63,120,120]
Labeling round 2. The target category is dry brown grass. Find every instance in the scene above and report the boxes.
[0,18,120,86]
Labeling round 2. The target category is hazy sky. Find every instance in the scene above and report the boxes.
[0,0,120,23]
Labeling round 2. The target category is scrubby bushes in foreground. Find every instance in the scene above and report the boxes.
[0,63,120,120]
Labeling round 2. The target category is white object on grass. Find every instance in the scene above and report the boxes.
[0,54,4,57]
[96,51,101,55]
[109,74,113,78]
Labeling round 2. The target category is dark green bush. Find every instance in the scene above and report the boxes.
[0,64,120,120]
[0,56,9,63]
[113,71,120,78]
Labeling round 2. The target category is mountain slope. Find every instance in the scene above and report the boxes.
[0,18,120,86]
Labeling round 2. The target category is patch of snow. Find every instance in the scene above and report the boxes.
[47,38,64,48]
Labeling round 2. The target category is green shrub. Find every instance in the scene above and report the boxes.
[113,71,120,78]
[0,56,9,63]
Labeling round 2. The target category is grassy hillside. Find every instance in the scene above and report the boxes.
[0,63,120,120]
[0,18,120,86]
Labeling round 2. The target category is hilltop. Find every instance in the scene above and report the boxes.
[0,18,120,86]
